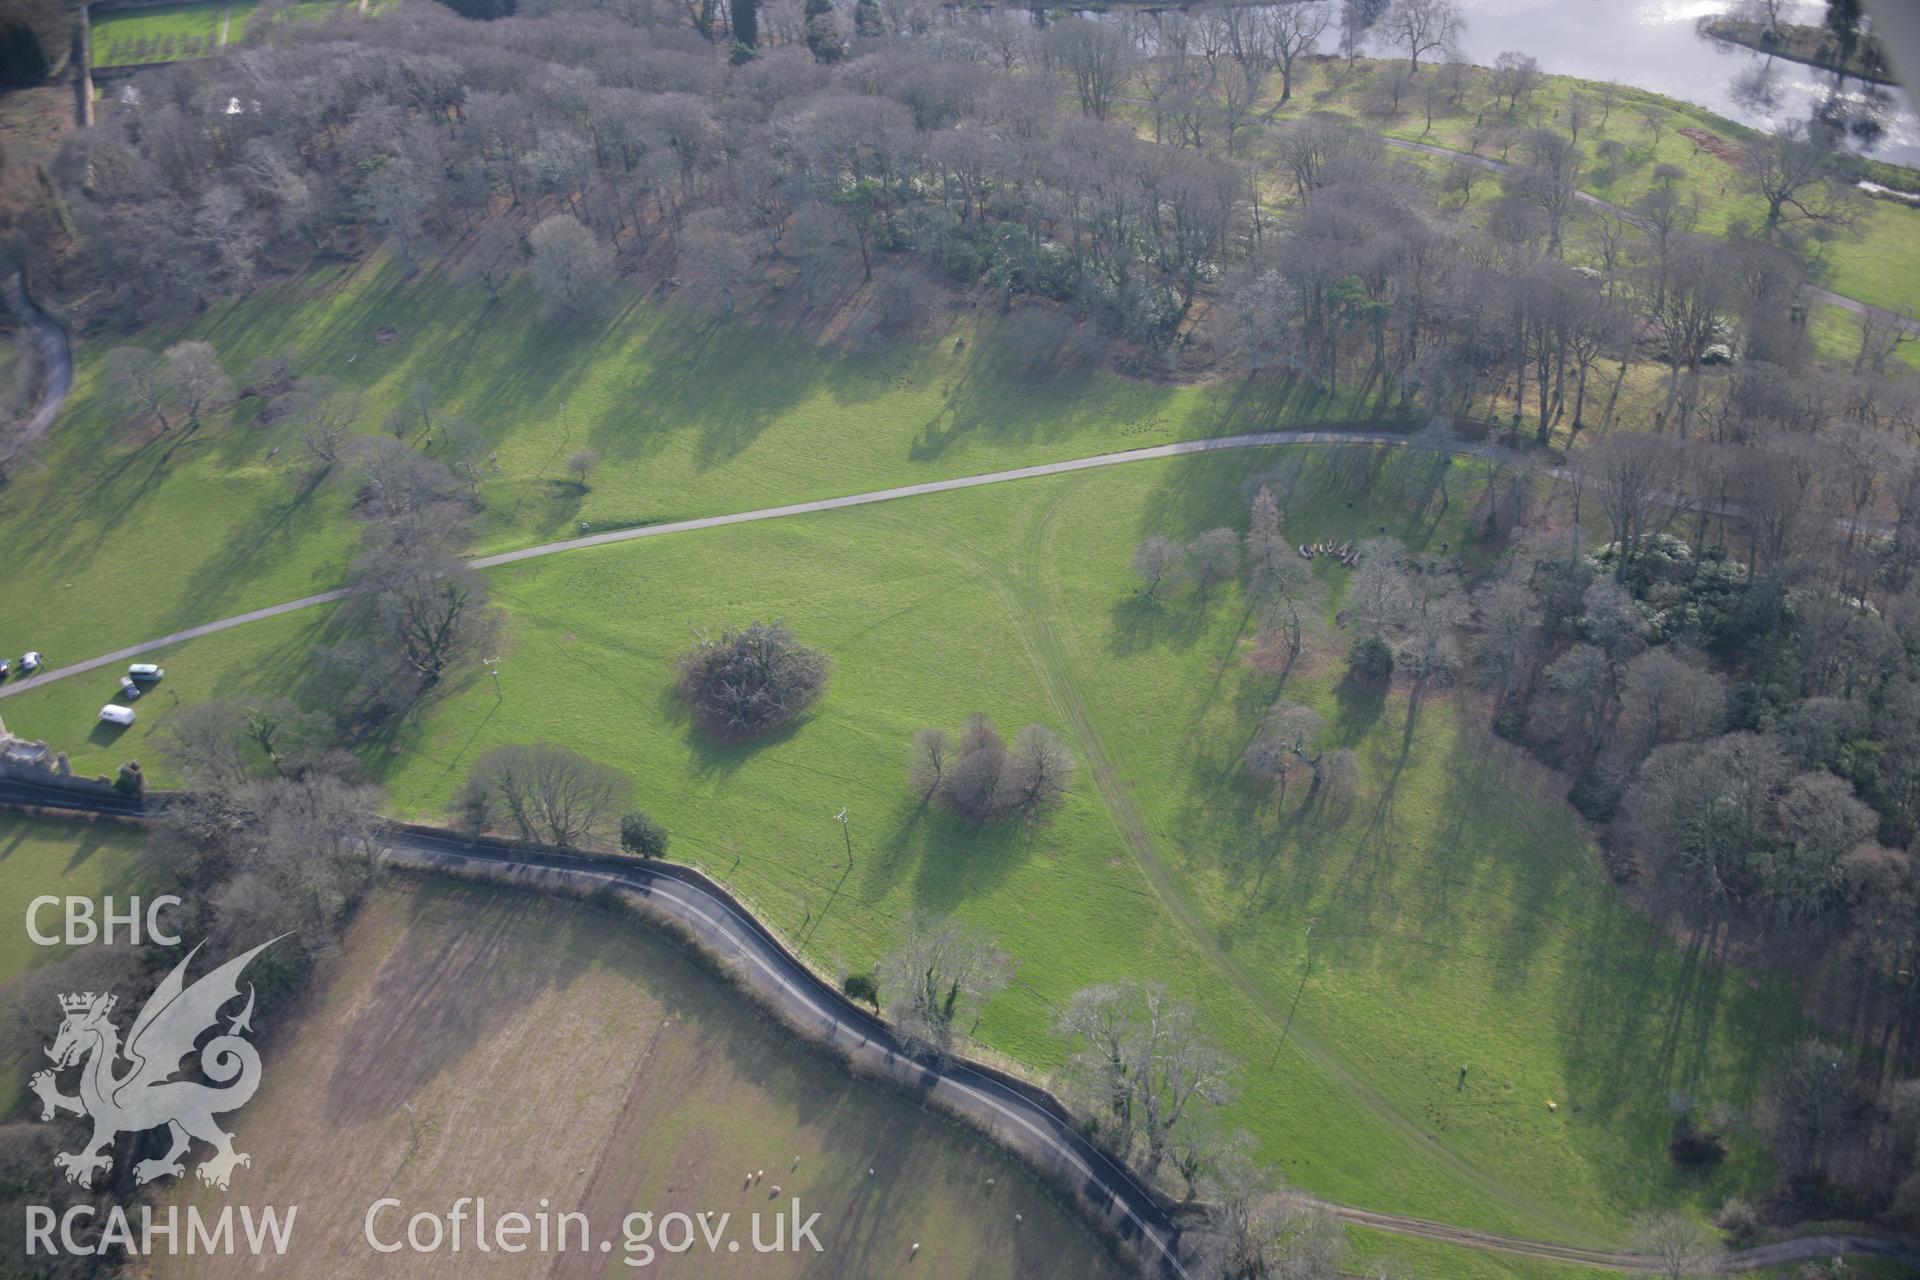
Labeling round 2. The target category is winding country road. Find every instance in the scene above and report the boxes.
[2,777,1917,1276]
[0,427,1468,703]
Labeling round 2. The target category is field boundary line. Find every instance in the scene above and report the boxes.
[6,781,1918,1275]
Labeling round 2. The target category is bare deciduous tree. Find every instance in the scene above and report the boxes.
[1054,980,1231,1184]
[460,218,523,302]
[1380,0,1464,72]
[345,537,500,691]
[1189,527,1243,598]
[457,743,632,848]
[566,449,600,488]
[1045,18,1138,121]
[161,341,234,428]
[1259,0,1331,105]
[1471,576,1543,704]
[1134,535,1187,597]
[1740,122,1860,239]
[880,912,1013,1056]
[102,346,173,432]
[529,213,615,318]
[1194,1182,1345,1280]
[908,726,951,802]
[1632,1211,1725,1280]
[914,714,1074,821]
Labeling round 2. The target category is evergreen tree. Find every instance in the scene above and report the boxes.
[804,0,841,61]
[730,0,758,56]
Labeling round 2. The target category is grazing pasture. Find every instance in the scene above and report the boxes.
[5,447,1803,1245]
[150,881,1134,1280]
[0,814,147,1110]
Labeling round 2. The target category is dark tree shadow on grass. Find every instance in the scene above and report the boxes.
[1331,670,1387,745]
[534,478,587,536]
[1107,591,1212,657]
[869,797,1038,918]
[682,715,811,781]
[152,465,339,639]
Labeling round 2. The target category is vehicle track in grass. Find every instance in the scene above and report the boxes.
[996,485,1602,1247]
[6,427,1914,1265]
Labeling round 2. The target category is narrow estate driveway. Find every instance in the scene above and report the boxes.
[0,427,1460,701]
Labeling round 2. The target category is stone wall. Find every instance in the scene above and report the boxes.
[0,718,123,796]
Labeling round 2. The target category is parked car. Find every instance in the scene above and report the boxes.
[120,677,142,700]
[19,651,41,673]
[99,705,135,727]
[0,658,9,680]
[126,663,165,681]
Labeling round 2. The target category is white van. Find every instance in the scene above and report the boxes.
[99,705,136,727]
[127,663,165,681]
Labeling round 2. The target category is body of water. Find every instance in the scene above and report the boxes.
[1443,0,1917,166]
[1082,0,1919,167]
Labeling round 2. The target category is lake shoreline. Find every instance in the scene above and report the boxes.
[1698,17,1898,88]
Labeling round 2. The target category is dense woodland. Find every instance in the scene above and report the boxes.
[3,0,1920,1265]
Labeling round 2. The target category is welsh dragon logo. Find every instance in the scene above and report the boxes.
[30,938,279,1191]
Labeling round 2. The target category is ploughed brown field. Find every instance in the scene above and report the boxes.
[154,881,1129,1279]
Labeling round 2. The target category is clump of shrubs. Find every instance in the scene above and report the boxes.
[1668,1115,1727,1170]
[677,620,830,741]
[842,972,879,1009]
[1713,1197,1761,1248]
[909,714,1075,822]
[620,810,669,859]
[1348,634,1395,682]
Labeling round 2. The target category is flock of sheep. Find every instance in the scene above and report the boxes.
[1298,540,1360,566]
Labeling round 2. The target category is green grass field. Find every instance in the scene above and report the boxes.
[0,814,145,986]
[1343,1227,1620,1280]
[91,0,367,68]
[0,814,148,1110]
[0,254,1382,668]
[92,2,231,68]
[0,446,1802,1247]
